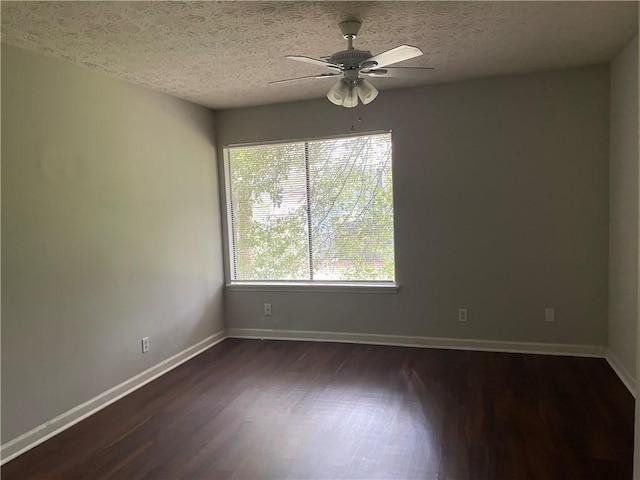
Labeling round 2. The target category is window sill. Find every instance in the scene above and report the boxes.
[226,281,399,294]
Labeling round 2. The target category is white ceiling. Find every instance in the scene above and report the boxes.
[2,1,637,110]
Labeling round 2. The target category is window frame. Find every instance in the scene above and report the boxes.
[222,131,399,293]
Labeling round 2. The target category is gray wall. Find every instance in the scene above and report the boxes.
[216,65,610,347]
[1,45,225,442]
[609,35,639,382]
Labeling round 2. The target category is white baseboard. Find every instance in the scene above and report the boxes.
[226,328,606,358]
[0,330,227,465]
[606,349,636,397]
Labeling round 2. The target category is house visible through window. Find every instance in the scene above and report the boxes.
[224,132,395,284]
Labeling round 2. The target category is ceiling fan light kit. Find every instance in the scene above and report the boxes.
[274,20,434,108]
[327,78,377,107]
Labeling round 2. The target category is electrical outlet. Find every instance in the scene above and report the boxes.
[141,337,150,353]
[458,308,468,322]
[545,308,555,322]
[264,303,272,316]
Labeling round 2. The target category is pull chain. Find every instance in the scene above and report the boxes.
[350,108,362,132]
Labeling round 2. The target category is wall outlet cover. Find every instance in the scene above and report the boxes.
[545,308,555,322]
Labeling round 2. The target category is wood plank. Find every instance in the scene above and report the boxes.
[2,339,634,479]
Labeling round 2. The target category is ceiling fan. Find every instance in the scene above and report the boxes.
[270,20,434,108]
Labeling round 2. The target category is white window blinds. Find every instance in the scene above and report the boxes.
[225,132,395,283]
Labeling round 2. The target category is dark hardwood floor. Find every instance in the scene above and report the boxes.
[2,339,634,479]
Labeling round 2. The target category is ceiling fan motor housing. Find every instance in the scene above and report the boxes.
[329,50,373,70]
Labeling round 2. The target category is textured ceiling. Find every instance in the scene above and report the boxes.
[2,1,638,110]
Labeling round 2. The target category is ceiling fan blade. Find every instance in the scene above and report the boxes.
[363,45,423,69]
[285,55,342,71]
[362,66,434,78]
[269,73,340,85]
[316,73,342,78]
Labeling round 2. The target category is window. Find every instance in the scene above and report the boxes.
[224,132,395,286]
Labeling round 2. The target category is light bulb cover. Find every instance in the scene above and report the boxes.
[327,80,350,106]
[342,86,358,108]
[356,79,378,104]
